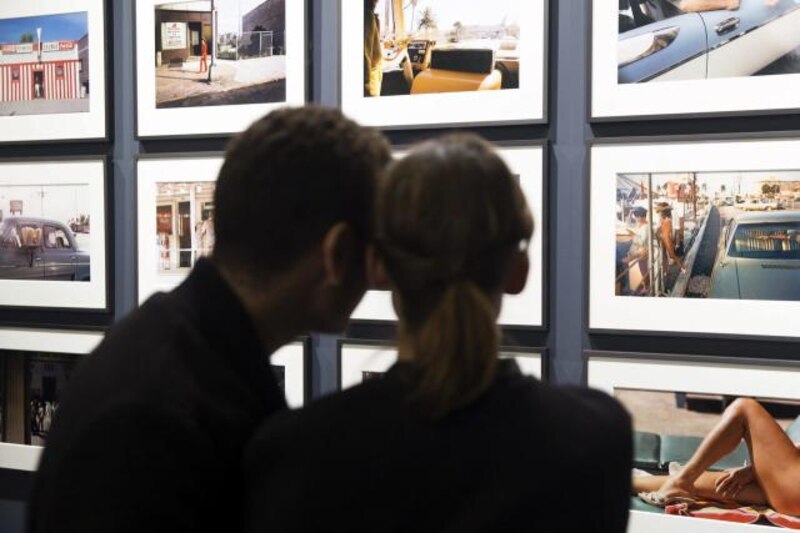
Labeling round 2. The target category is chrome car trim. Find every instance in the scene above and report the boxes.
[707,5,800,53]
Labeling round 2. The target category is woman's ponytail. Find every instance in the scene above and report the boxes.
[376,133,533,419]
[408,281,499,418]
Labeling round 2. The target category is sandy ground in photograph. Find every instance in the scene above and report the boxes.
[156,56,286,108]
[0,99,90,117]
[616,389,798,437]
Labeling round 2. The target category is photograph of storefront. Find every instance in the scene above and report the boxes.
[0,12,89,116]
[153,0,286,108]
[615,170,800,301]
[155,181,215,273]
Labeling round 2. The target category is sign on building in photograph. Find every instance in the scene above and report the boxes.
[161,22,187,51]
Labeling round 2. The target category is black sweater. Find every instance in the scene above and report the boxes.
[28,260,286,533]
[243,360,633,532]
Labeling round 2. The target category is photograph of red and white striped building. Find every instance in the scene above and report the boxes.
[0,12,89,116]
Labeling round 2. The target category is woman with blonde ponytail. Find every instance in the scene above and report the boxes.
[243,134,633,533]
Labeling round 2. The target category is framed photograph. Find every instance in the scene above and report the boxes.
[0,327,104,471]
[352,143,546,328]
[270,339,310,409]
[341,0,547,129]
[338,340,543,391]
[0,158,110,312]
[589,137,800,339]
[592,0,800,120]
[135,0,307,139]
[136,154,223,303]
[0,0,109,143]
[587,351,800,532]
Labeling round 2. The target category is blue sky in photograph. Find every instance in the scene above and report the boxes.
[0,12,88,45]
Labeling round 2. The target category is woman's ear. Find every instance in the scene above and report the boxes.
[366,244,391,290]
[503,250,529,295]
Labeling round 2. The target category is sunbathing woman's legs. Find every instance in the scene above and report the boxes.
[634,472,767,506]
[655,399,800,514]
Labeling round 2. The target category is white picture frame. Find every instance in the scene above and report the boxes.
[136,154,224,303]
[0,0,108,143]
[0,158,109,311]
[589,137,800,339]
[591,0,800,120]
[352,144,546,327]
[338,341,543,391]
[135,0,307,139]
[340,0,547,129]
[270,340,308,409]
[587,351,800,533]
[0,327,104,471]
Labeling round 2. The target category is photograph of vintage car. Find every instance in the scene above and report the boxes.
[0,12,90,116]
[618,387,800,528]
[364,0,521,97]
[153,0,286,108]
[154,181,215,275]
[0,183,91,282]
[615,170,800,301]
[618,0,800,83]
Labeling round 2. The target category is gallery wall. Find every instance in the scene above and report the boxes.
[1,0,799,531]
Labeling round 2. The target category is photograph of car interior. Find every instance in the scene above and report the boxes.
[371,0,521,96]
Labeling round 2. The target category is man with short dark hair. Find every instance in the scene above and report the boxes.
[27,107,391,533]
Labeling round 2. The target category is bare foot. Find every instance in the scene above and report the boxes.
[657,476,695,499]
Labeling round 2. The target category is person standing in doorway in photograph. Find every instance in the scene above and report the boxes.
[242,134,632,532]
[200,213,215,258]
[200,36,208,74]
[27,107,391,533]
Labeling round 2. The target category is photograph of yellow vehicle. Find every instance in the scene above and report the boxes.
[364,0,521,98]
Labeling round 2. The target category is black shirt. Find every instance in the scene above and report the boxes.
[243,360,633,532]
[28,259,286,533]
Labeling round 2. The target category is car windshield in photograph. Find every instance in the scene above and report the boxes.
[366,0,521,97]
[617,0,800,83]
[728,221,800,260]
[615,170,800,301]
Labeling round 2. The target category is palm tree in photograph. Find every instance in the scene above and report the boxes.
[418,7,437,32]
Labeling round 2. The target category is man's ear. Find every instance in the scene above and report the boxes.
[321,222,357,286]
[503,250,529,295]
[366,244,391,290]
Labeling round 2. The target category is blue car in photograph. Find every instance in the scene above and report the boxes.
[709,211,800,301]
[618,0,800,83]
[0,217,90,282]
